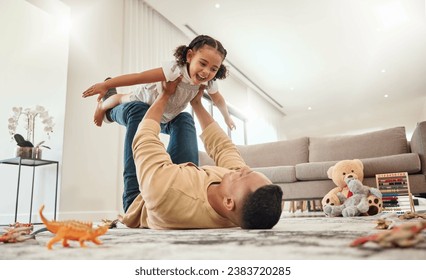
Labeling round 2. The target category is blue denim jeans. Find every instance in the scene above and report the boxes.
[108,101,199,211]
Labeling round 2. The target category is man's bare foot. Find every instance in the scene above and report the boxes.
[94,102,107,127]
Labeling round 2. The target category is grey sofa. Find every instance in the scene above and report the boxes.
[199,121,426,201]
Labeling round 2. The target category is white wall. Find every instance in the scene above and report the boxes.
[421,97,426,121]
[0,0,69,224]
[60,0,124,220]
[278,96,426,141]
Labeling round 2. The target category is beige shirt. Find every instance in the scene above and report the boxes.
[121,119,246,229]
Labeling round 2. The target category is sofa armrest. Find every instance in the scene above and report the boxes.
[410,121,426,176]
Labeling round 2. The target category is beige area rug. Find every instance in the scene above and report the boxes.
[1,212,426,260]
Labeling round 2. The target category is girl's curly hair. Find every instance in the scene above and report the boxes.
[174,35,228,80]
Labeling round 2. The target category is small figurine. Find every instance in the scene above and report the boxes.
[350,220,426,248]
[0,222,34,243]
[39,205,109,249]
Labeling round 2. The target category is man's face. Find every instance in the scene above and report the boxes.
[222,166,272,208]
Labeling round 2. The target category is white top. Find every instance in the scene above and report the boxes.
[129,61,218,123]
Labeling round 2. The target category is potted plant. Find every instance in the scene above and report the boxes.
[8,105,54,159]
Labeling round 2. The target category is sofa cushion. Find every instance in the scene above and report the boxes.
[295,161,335,181]
[296,153,421,181]
[199,150,215,166]
[309,126,408,162]
[237,137,309,167]
[252,166,297,183]
[362,153,421,177]
[410,121,426,176]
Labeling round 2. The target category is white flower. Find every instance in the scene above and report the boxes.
[35,105,45,112]
[8,105,55,145]
[12,107,22,115]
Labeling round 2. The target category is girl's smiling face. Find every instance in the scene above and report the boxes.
[186,45,224,85]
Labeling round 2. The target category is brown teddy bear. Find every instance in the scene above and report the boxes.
[322,159,383,217]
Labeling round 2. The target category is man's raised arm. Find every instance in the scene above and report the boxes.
[191,87,246,170]
[190,86,215,130]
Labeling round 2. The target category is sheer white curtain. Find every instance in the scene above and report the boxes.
[122,0,189,75]
[121,0,189,145]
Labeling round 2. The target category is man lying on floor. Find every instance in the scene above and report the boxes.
[121,77,283,229]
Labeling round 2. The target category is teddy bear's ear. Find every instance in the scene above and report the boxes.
[354,159,363,169]
[327,166,334,179]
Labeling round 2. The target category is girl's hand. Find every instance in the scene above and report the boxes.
[82,82,108,102]
[225,117,236,130]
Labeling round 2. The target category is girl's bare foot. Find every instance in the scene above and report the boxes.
[94,102,107,127]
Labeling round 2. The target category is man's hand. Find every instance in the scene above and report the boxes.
[144,76,183,123]
[82,82,108,102]
[161,75,182,98]
[190,85,206,107]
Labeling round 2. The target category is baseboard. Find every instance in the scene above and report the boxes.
[0,210,120,225]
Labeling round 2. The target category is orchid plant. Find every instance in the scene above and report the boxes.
[8,105,55,147]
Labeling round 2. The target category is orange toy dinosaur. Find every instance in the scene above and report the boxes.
[39,205,109,249]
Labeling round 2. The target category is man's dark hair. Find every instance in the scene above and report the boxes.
[241,184,283,229]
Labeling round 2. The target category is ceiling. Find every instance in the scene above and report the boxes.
[145,0,426,126]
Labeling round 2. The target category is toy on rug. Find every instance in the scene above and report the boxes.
[375,212,426,230]
[39,205,109,249]
[322,159,383,217]
[324,177,383,217]
[0,222,34,243]
[350,220,426,248]
[101,218,120,229]
[398,212,426,220]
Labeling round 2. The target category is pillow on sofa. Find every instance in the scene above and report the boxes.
[237,137,309,167]
[309,126,409,162]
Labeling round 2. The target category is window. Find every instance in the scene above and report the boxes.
[187,94,247,151]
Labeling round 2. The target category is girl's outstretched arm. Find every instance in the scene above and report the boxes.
[208,91,236,130]
[82,68,166,102]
